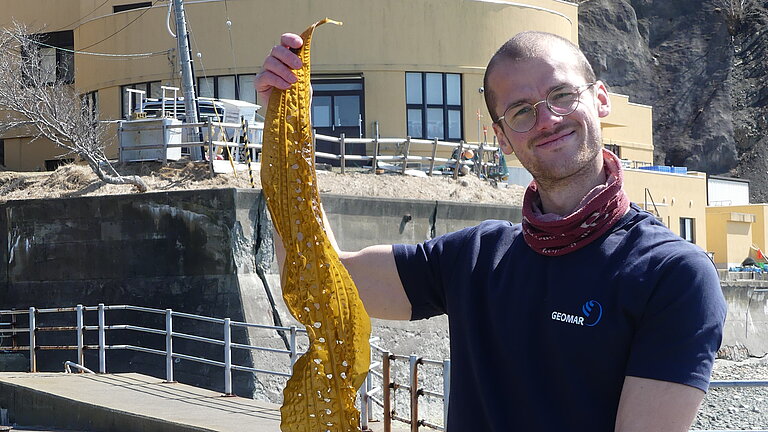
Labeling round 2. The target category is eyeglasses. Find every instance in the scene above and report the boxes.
[496,83,595,133]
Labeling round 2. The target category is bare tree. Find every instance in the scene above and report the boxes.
[0,23,147,192]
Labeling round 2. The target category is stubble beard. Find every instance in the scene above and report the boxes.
[527,121,603,192]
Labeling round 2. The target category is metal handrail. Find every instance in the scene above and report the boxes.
[4,305,758,432]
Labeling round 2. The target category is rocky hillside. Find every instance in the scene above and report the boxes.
[578,0,768,201]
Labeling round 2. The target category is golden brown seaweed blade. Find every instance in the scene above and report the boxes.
[260,18,372,432]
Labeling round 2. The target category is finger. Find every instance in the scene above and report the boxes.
[269,44,302,70]
[260,56,298,87]
[255,69,294,93]
[280,33,303,50]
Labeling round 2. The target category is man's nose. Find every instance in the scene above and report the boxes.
[534,101,564,131]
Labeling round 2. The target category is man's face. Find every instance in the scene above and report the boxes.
[489,44,611,186]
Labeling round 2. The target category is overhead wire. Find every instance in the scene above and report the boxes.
[28,38,170,58]
[52,0,112,32]
[79,0,163,50]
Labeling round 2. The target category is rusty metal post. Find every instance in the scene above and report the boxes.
[383,351,392,432]
[409,355,419,432]
[443,359,451,429]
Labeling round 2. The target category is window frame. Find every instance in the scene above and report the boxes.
[679,217,696,243]
[196,74,258,104]
[405,72,463,141]
[120,81,161,118]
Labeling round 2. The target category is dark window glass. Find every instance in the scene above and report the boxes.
[113,2,152,13]
[406,73,422,104]
[121,81,159,118]
[679,217,696,243]
[25,31,74,85]
[405,72,462,140]
[312,96,332,128]
[0,139,5,167]
[407,109,422,137]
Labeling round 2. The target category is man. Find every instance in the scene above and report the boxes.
[256,31,726,431]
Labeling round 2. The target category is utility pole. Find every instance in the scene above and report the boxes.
[172,0,202,160]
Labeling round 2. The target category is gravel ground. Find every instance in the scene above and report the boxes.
[693,357,768,431]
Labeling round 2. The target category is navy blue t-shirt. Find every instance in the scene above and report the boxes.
[393,204,726,431]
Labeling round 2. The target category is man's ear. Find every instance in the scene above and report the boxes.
[491,122,514,155]
[594,80,611,118]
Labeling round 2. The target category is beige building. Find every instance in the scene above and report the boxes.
[2,0,713,249]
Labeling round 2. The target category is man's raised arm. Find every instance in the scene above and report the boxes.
[256,33,412,321]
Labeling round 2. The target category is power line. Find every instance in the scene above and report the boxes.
[29,38,170,58]
[79,0,163,51]
[53,0,112,32]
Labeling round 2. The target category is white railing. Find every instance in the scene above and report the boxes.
[117,115,504,183]
[0,304,452,431]
[3,304,755,432]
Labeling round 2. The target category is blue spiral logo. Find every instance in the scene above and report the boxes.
[581,300,603,327]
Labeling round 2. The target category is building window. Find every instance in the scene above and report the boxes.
[82,91,99,121]
[121,81,162,118]
[23,31,74,85]
[113,2,153,13]
[604,143,620,158]
[406,72,462,140]
[680,217,695,243]
[0,139,5,167]
[197,74,257,104]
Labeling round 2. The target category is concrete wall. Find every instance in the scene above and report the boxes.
[0,188,521,402]
[720,282,768,358]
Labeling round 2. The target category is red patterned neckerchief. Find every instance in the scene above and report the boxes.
[521,149,630,257]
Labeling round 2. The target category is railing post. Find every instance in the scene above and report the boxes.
[372,124,380,173]
[162,121,169,164]
[224,318,232,395]
[339,133,346,174]
[402,137,411,174]
[383,351,392,432]
[207,117,214,178]
[98,303,106,373]
[409,355,419,432]
[428,137,438,176]
[165,309,174,383]
[289,326,298,368]
[453,141,464,180]
[361,371,369,430]
[28,307,36,373]
[76,304,84,367]
[443,359,451,429]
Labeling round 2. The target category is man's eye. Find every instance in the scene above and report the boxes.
[551,89,576,102]
[511,105,533,118]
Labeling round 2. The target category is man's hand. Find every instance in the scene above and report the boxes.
[255,33,304,104]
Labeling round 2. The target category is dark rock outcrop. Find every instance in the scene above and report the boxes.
[578,0,768,200]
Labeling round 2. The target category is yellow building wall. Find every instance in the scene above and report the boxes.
[623,169,708,250]
[706,204,768,268]
[3,137,69,172]
[705,210,754,268]
[4,0,582,171]
[600,93,654,164]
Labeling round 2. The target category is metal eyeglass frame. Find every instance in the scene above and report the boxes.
[496,82,595,133]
